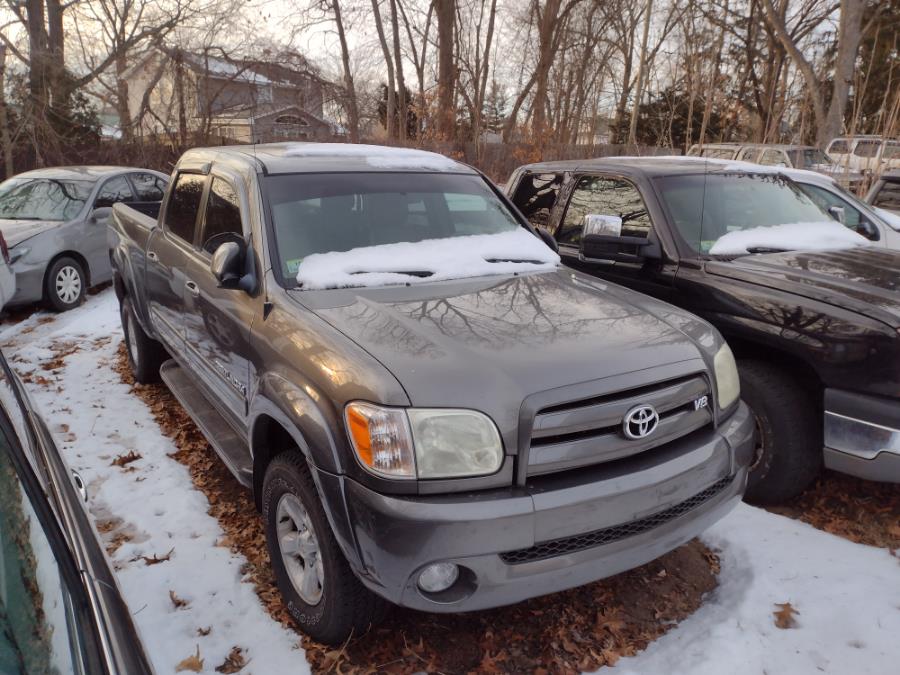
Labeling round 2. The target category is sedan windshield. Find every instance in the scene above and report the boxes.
[655,173,864,255]
[264,172,545,287]
[0,178,94,221]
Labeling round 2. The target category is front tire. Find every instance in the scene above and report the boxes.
[262,452,387,645]
[44,257,86,311]
[738,360,822,503]
[120,296,166,383]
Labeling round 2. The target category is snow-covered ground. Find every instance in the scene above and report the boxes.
[2,288,898,674]
[0,290,308,675]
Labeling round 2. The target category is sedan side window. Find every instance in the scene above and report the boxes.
[166,173,206,243]
[558,176,651,246]
[199,177,244,253]
[759,150,788,167]
[0,432,81,674]
[94,176,134,209]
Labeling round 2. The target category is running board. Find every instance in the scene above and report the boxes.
[160,360,253,488]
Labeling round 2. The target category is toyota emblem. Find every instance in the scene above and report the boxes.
[623,404,660,440]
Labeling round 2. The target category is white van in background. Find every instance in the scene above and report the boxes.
[826,136,900,175]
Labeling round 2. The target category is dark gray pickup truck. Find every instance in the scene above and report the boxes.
[109,143,754,644]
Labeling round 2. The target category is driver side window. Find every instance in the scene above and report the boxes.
[199,177,244,254]
[801,184,877,240]
[558,176,651,246]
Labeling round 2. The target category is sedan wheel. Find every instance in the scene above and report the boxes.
[55,265,82,305]
[276,493,324,605]
[44,257,86,312]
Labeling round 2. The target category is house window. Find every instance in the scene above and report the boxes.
[272,114,311,140]
[275,115,308,127]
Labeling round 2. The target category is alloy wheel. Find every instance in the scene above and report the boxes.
[276,493,324,605]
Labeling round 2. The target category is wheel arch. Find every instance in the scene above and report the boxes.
[44,250,92,293]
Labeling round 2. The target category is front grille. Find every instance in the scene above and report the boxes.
[499,476,733,565]
[527,373,713,475]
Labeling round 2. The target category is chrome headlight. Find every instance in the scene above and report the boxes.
[345,403,503,479]
[713,343,740,410]
[8,246,29,264]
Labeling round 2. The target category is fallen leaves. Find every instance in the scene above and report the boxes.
[773,602,799,629]
[132,547,173,566]
[767,470,900,550]
[215,646,248,673]
[111,450,142,468]
[175,646,204,673]
[170,590,190,610]
[197,626,212,637]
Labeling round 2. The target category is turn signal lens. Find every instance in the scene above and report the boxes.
[345,402,416,478]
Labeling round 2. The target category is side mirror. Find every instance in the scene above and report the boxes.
[211,241,244,289]
[579,213,657,263]
[90,206,112,224]
[828,205,846,224]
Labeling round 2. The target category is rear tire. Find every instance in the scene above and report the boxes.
[262,451,387,645]
[120,296,166,383]
[44,256,86,312]
[738,360,822,504]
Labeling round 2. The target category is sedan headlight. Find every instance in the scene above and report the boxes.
[8,246,29,264]
[713,343,740,410]
[345,403,503,479]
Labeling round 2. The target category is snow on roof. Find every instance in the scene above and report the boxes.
[283,143,461,171]
[296,228,559,290]
[709,221,869,256]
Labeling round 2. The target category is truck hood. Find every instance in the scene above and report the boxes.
[291,269,707,411]
[706,248,900,328]
[0,218,60,247]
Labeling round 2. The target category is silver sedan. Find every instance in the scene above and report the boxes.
[0,166,169,311]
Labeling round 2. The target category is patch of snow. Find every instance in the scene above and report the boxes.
[708,221,869,255]
[296,228,559,290]
[0,291,308,675]
[874,207,900,231]
[614,504,900,675]
[283,143,461,171]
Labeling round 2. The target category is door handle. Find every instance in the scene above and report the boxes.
[147,251,159,262]
[185,280,200,297]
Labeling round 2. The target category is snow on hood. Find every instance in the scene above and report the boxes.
[283,143,461,171]
[296,228,559,290]
[874,207,900,231]
[709,221,869,255]
[0,219,59,247]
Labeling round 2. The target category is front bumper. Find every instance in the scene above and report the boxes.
[331,401,754,612]
[8,258,48,306]
[824,389,900,483]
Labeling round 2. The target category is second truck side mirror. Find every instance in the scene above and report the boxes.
[211,241,244,289]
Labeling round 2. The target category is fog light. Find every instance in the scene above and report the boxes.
[417,562,459,593]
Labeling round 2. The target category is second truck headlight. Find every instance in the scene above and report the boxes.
[345,403,503,479]
[714,343,740,410]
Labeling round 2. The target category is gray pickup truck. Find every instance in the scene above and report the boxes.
[109,143,754,645]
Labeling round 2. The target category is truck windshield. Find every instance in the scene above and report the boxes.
[263,172,526,283]
[0,178,94,221]
[655,173,854,256]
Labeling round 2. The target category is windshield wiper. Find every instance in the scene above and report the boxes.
[745,246,789,254]
[350,269,434,278]
[485,258,543,264]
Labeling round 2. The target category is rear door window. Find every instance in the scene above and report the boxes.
[853,140,881,158]
[828,140,850,154]
[198,177,244,253]
[94,176,134,208]
[510,172,563,232]
[758,150,788,167]
[558,176,651,246]
[130,173,167,201]
[165,173,206,242]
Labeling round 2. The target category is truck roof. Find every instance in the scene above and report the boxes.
[514,155,794,178]
[181,142,477,175]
